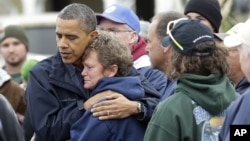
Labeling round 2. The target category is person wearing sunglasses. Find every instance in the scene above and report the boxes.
[144,19,238,141]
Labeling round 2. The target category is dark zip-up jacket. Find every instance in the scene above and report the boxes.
[25,52,160,141]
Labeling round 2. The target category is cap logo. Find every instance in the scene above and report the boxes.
[104,6,116,13]
[193,35,212,43]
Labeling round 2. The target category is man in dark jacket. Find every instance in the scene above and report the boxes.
[25,3,160,141]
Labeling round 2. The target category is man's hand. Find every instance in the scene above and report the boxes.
[91,91,138,120]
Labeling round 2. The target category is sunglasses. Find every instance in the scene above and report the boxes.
[166,18,188,51]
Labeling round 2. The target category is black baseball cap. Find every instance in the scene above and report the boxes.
[162,19,215,56]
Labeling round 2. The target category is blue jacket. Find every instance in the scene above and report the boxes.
[137,66,176,100]
[219,88,250,141]
[25,52,160,141]
[71,77,146,141]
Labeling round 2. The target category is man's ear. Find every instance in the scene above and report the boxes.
[105,64,118,77]
[129,31,138,45]
[89,30,98,39]
[163,44,171,53]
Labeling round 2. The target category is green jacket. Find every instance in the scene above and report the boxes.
[144,74,238,141]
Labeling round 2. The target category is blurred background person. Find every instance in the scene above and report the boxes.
[0,25,29,84]
[0,68,26,124]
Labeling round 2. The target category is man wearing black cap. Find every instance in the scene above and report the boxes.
[184,0,222,33]
[144,19,238,141]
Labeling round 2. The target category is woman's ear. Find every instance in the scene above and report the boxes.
[105,64,118,77]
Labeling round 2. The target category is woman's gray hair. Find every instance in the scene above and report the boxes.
[83,31,133,76]
[57,3,97,33]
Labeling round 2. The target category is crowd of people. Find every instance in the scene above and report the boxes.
[0,0,250,141]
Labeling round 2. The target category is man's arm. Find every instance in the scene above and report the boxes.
[90,67,160,123]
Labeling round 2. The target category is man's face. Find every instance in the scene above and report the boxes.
[146,19,166,71]
[56,18,96,66]
[238,45,250,81]
[98,18,135,50]
[186,12,214,33]
[226,46,242,82]
[0,37,27,66]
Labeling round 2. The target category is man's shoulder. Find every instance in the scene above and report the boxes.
[138,66,165,77]
[34,54,60,68]
[31,54,64,76]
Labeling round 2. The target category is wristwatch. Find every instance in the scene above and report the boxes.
[137,102,144,114]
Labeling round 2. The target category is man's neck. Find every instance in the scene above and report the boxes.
[231,73,245,86]
[4,64,22,75]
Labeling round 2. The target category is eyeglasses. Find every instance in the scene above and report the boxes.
[166,18,188,51]
[97,27,133,34]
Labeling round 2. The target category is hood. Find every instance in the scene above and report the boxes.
[91,77,144,100]
[176,73,238,115]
